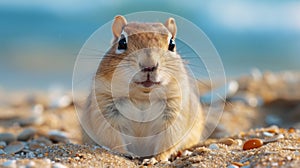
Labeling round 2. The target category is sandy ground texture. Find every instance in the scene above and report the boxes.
[0,71,300,167]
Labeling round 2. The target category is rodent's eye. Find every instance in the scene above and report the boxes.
[118,34,127,50]
[168,38,175,52]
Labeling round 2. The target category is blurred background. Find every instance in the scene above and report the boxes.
[1,0,300,91]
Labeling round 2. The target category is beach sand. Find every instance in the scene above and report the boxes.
[0,71,300,167]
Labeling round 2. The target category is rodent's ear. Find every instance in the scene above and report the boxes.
[112,15,127,38]
[165,18,177,38]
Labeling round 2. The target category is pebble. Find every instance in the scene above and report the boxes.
[17,128,36,141]
[28,142,43,150]
[57,95,72,108]
[219,138,234,146]
[2,160,16,168]
[19,117,43,127]
[4,141,25,154]
[288,127,296,133]
[0,141,7,147]
[52,163,68,168]
[208,143,219,150]
[49,85,72,108]
[227,165,239,168]
[236,139,243,146]
[265,125,279,133]
[35,137,53,146]
[0,133,16,144]
[182,150,193,156]
[263,134,284,143]
[262,131,274,137]
[48,131,69,143]
[243,138,263,150]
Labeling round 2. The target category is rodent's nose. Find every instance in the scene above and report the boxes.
[139,63,158,72]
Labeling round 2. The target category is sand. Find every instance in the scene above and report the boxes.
[0,71,299,167]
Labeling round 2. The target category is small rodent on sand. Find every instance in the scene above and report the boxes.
[82,15,204,161]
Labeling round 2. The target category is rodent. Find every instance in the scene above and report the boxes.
[82,15,204,161]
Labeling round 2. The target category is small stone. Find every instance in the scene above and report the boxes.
[52,163,67,168]
[48,131,69,143]
[0,133,16,144]
[0,141,7,148]
[19,116,43,126]
[243,138,263,150]
[265,125,279,133]
[219,138,234,146]
[28,142,43,150]
[2,160,16,167]
[263,134,284,143]
[142,159,150,165]
[182,150,193,156]
[288,127,296,133]
[17,128,36,141]
[208,143,219,150]
[48,86,72,108]
[235,139,243,146]
[227,165,239,168]
[231,162,243,167]
[4,141,25,154]
[263,132,274,137]
[35,137,53,146]
[57,95,72,108]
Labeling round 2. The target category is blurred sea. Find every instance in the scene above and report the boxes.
[1,0,300,90]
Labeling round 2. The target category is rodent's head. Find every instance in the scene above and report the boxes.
[98,15,187,96]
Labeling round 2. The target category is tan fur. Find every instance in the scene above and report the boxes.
[82,15,204,161]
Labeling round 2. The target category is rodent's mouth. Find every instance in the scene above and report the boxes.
[135,80,160,88]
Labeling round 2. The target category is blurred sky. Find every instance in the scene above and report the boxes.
[0,0,300,90]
